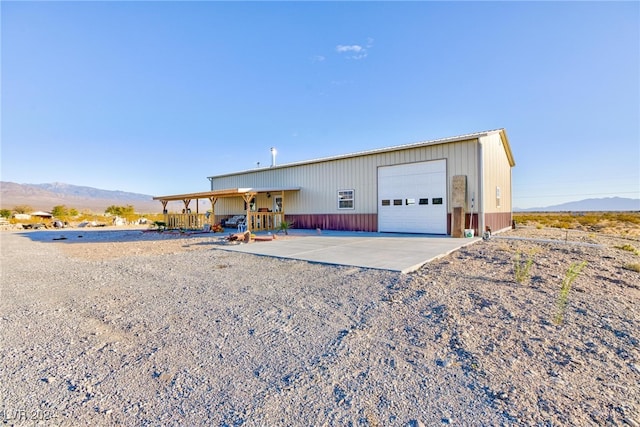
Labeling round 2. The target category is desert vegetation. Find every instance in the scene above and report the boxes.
[1,204,165,228]
[513,211,640,237]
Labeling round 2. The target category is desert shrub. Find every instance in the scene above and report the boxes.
[105,205,135,216]
[13,205,33,214]
[554,261,587,325]
[614,244,639,255]
[513,212,640,235]
[607,212,640,225]
[51,205,71,218]
[514,251,534,283]
[556,220,573,229]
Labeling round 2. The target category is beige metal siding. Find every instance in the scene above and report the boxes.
[480,133,512,213]
[212,139,480,215]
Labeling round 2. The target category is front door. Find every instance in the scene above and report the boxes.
[273,196,283,227]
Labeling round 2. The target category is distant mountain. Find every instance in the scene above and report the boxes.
[516,197,640,212]
[0,181,166,213]
[32,182,153,201]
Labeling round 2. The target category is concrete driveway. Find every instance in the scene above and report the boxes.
[214,230,481,273]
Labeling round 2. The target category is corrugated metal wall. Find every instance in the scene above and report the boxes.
[480,133,512,213]
[480,133,513,231]
[212,139,480,216]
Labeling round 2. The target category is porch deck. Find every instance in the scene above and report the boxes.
[163,211,284,232]
[154,187,298,232]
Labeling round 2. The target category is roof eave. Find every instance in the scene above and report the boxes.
[208,129,504,179]
[498,129,516,167]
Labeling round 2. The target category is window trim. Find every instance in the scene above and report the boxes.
[337,189,355,210]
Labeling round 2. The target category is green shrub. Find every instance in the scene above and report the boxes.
[514,251,534,284]
[554,261,587,325]
[623,263,640,273]
[615,244,639,255]
[278,220,292,235]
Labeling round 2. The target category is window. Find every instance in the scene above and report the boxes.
[381,199,391,206]
[338,190,354,209]
[496,186,501,208]
[405,198,415,205]
[419,198,429,205]
[393,199,402,206]
[432,198,443,205]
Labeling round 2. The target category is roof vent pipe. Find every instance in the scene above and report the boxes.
[270,147,277,167]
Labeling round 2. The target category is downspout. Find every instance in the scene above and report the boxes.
[477,139,485,235]
[208,177,214,191]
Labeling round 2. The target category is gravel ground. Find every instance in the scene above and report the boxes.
[1,227,638,426]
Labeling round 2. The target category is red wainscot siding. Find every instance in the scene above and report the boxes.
[448,212,511,236]
[485,212,513,233]
[286,214,378,232]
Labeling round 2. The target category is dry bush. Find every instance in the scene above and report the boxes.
[514,212,640,237]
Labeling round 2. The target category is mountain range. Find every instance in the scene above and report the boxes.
[1,182,638,214]
[0,182,165,213]
[515,197,639,212]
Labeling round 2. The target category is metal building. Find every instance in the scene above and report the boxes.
[197,128,515,236]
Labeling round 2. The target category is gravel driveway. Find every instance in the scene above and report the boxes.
[1,228,638,426]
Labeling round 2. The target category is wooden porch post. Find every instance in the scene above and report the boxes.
[182,199,191,229]
[209,197,217,225]
[280,191,285,227]
[160,200,168,225]
[242,193,255,231]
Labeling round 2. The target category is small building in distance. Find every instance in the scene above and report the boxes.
[31,211,53,219]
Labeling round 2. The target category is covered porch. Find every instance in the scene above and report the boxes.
[152,187,299,232]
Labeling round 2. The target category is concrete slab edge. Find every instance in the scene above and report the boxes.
[400,237,482,274]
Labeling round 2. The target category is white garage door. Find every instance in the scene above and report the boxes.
[378,159,447,234]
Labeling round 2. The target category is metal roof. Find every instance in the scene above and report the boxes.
[208,129,513,179]
[153,187,300,202]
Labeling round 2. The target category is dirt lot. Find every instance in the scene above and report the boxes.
[1,226,638,426]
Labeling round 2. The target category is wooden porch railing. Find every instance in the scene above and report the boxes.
[248,212,283,231]
[164,213,210,230]
[163,212,283,232]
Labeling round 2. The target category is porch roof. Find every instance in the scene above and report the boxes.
[152,186,300,202]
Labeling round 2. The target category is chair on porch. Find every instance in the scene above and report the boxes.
[224,215,245,228]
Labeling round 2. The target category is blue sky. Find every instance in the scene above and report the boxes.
[2,1,638,209]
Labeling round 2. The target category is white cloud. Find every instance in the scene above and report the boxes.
[311,55,325,62]
[335,39,373,60]
[336,44,363,53]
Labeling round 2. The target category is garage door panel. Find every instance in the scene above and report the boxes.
[378,160,447,234]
